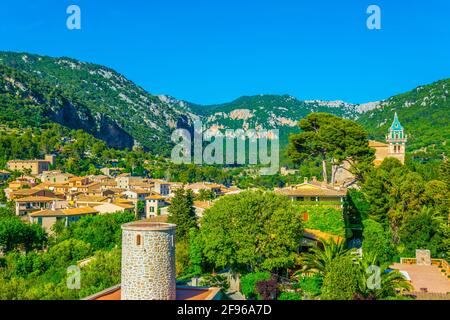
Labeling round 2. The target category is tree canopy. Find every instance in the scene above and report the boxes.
[288,113,375,183]
[197,190,303,272]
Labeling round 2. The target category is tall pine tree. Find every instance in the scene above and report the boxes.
[168,188,197,242]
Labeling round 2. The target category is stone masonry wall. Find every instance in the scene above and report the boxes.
[121,224,176,300]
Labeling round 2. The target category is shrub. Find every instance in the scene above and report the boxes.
[362,219,394,264]
[296,274,323,297]
[320,256,359,300]
[278,291,302,300]
[240,272,271,299]
[255,275,278,300]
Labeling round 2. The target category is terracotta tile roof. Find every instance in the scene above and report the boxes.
[62,207,98,216]
[12,189,42,196]
[76,195,109,202]
[125,188,150,195]
[114,198,134,204]
[30,207,98,217]
[84,285,220,300]
[186,182,223,190]
[373,159,384,167]
[146,194,166,200]
[69,176,89,182]
[193,201,213,209]
[112,202,135,209]
[15,196,61,202]
[276,183,346,197]
[29,209,64,217]
[369,140,388,148]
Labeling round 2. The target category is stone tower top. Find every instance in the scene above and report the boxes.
[121,221,176,232]
[385,113,407,164]
[386,112,407,143]
[121,221,176,300]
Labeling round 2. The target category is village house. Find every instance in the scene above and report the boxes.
[15,196,68,217]
[29,207,98,233]
[144,194,169,218]
[68,176,91,187]
[115,173,145,189]
[122,189,151,201]
[9,188,58,201]
[93,202,135,215]
[153,180,171,196]
[7,154,56,175]
[75,195,110,207]
[185,182,223,196]
[100,167,124,177]
[39,170,74,184]
[193,200,214,218]
[88,174,110,183]
[7,178,36,191]
[275,177,347,207]
[100,178,118,190]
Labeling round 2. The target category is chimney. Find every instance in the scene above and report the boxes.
[121,222,176,300]
[303,177,308,183]
[312,176,317,183]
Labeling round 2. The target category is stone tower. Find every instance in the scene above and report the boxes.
[386,112,407,164]
[121,222,176,300]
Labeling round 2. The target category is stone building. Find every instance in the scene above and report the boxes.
[7,154,56,175]
[121,222,176,300]
[84,221,221,300]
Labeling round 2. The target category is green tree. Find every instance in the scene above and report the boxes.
[168,188,197,242]
[0,216,47,253]
[362,219,394,264]
[354,253,412,300]
[79,248,121,298]
[320,255,359,300]
[296,238,349,276]
[199,190,303,272]
[58,212,135,251]
[288,113,375,183]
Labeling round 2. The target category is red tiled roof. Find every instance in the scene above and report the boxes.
[84,285,220,300]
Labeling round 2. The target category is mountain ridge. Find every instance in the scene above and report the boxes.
[0,51,448,160]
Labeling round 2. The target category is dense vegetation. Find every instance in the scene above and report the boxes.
[358,79,449,162]
[0,208,134,299]
[0,51,194,153]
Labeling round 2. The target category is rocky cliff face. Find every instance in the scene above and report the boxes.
[0,52,197,153]
[0,64,135,149]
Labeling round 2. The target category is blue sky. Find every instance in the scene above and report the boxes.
[0,0,449,104]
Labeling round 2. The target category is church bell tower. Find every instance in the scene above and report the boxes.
[386,112,407,164]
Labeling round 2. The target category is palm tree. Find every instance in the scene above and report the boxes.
[354,253,413,299]
[295,238,350,276]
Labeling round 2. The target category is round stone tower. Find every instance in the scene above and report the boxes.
[121,222,176,300]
